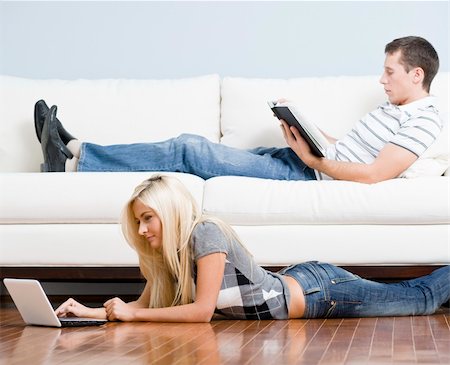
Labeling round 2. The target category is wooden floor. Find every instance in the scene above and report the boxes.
[1,308,449,365]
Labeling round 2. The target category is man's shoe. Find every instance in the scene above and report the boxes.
[41,105,74,172]
[34,99,49,143]
[33,99,77,144]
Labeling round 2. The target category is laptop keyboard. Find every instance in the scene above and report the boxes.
[60,319,107,327]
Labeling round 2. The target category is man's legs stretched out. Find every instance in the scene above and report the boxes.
[36,101,316,180]
[77,134,316,180]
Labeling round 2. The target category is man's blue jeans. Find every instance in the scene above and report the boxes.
[78,134,317,180]
[281,262,450,318]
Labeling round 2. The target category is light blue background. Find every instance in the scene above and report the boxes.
[0,1,448,79]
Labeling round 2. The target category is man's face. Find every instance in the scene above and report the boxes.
[379,50,418,105]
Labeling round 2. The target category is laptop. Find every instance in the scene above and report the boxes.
[3,278,108,327]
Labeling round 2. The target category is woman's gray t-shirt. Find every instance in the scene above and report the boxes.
[190,221,290,319]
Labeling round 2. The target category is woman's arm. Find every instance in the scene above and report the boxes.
[54,298,107,319]
[127,281,151,308]
[104,252,226,322]
[55,281,151,319]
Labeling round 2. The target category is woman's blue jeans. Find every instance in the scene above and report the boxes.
[78,134,316,180]
[280,262,450,318]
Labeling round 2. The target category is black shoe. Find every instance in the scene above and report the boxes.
[41,106,74,172]
[34,99,49,143]
[33,99,77,144]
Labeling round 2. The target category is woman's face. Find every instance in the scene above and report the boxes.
[132,199,163,250]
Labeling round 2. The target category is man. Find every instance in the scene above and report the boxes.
[36,36,442,183]
[282,36,441,183]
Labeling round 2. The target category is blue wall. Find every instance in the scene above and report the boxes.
[0,1,448,79]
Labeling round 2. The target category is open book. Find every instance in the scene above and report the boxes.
[268,101,330,158]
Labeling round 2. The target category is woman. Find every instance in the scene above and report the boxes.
[55,175,449,322]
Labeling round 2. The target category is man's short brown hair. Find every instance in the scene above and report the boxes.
[385,36,439,92]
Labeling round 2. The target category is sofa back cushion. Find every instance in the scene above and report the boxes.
[220,72,449,150]
[0,74,221,172]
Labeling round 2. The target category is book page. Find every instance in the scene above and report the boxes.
[288,104,330,150]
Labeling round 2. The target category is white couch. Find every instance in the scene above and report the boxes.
[0,73,449,278]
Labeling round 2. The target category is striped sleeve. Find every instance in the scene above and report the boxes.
[389,110,442,157]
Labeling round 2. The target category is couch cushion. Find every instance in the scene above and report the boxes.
[233,225,449,266]
[0,172,205,223]
[2,224,448,266]
[203,176,449,225]
[0,224,139,266]
[0,74,221,172]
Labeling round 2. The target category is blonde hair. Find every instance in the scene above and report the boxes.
[121,174,245,309]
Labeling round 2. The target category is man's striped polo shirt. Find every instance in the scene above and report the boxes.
[318,96,442,180]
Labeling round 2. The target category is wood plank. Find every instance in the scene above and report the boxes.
[320,318,359,364]
[392,316,416,363]
[345,317,377,363]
